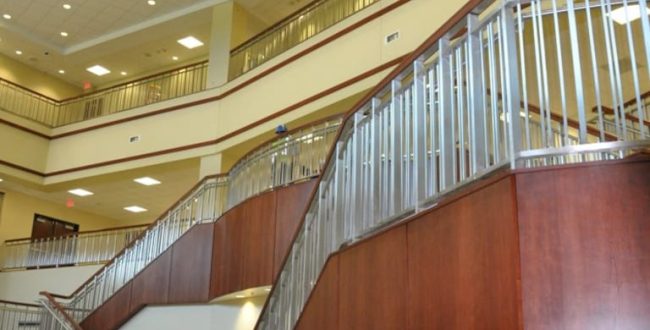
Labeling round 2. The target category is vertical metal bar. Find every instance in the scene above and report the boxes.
[468,13,486,173]
[412,59,427,208]
[501,2,522,167]
[516,3,531,150]
[371,98,381,219]
[439,36,454,189]
[390,80,403,213]
[639,0,650,80]
[566,0,588,143]
[585,0,605,142]
[621,0,647,137]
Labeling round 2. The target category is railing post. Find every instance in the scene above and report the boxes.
[438,35,454,189]
[500,1,522,168]
[467,13,487,173]
[390,80,403,213]
[412,59,427,208]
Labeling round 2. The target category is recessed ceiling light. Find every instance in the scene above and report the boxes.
[63,4,72,10]
[147,0,156,5]
[58,69,65,74]
[3,14,11,20]
[86,65,111,76]
[235,295,245,299]
[608,4,650,25]
[120,71,127,76]
[60,31,68,37]
[15,50,22,55]
[134,177,161,186]
[172,56,179,61]
[177,36,204,49]
[0,178,3,183]
[68,188,94,197]
[124,206,148,213]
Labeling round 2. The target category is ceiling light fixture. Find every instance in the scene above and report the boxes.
[120,71,127,76]
[15,50,22,55]
[124,206,148,213]
[608,4,650,25]
[2,14,11,20]
[60,31,68,37]
[147,0,156,5]
[177,36,204,49]
[63,4,72,10]
[68,188,94,197]
[134,177,161,186]
[86,65,111,76]
[172,56,179,61]
[0,178,3,183]
[58,69,65,74]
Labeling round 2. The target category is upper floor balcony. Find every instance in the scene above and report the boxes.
[0,0,380,128]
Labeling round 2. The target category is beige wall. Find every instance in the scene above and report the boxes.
[41,0,467,183]
[0,189,119,243]
[231,3,268,49]
[0,123,49,174]
[0,53,82,100]
[0,265,102,303]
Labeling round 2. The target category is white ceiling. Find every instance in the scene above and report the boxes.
[0,0,302,88]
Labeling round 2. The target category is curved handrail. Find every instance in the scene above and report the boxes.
[39,292,82,330]
[257,0,650,328]
[39,116,343,325]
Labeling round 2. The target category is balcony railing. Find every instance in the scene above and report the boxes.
[0,300,47,330]
[229,0,380,79]
[258,0,650,328]
[0,0,377,128]
[0,225,148,271]
[39,117,341,327]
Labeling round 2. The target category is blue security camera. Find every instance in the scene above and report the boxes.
[275,124,288,134]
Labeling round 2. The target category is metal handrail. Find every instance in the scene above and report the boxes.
[39,117,342,327]
[228,0,380,79]
[0,300,48,330]
[0,0,379,128]
[0,225,148,270]
[258,0,650,328]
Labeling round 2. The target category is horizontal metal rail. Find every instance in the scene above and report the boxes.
[39,118,341,327]
[0,300,47,330]
[258,0,650,328]
[0,225,148,270]
[229,0,379,80]
[0,0,378,128]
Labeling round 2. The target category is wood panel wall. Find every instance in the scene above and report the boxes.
[297,158,650,330]
[80,180,317,329]
[516,160,650,329]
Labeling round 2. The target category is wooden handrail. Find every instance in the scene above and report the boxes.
[39,292,83,330]
[47,173,228,299]
[0,77,60,103]
[0,299,42,308]
[622,90,650,108]
[230,0,325,54]
[3,223,150,244]
[593,105,650,128]
[228,113,344,171]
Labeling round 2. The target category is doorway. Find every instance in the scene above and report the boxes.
[31,214,79,240]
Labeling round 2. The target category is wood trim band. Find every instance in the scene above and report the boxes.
[0,118,50,140]
[0,55,404,179]
[39,292,83,330]
[49,0,408,140]
[3,223,151,244]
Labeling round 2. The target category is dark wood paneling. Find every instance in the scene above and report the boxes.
[168,223,214,303]
[274,180,318,278]
[242,191,277,289]
[295,255,339,330]
[338,226,408,330]
[211,206,245,297]
[407,176,521,329]
[129,249,172,314]
[516,161,650,329]
[80,282,133,330]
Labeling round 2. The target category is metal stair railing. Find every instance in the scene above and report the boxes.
[258,0,650,328]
